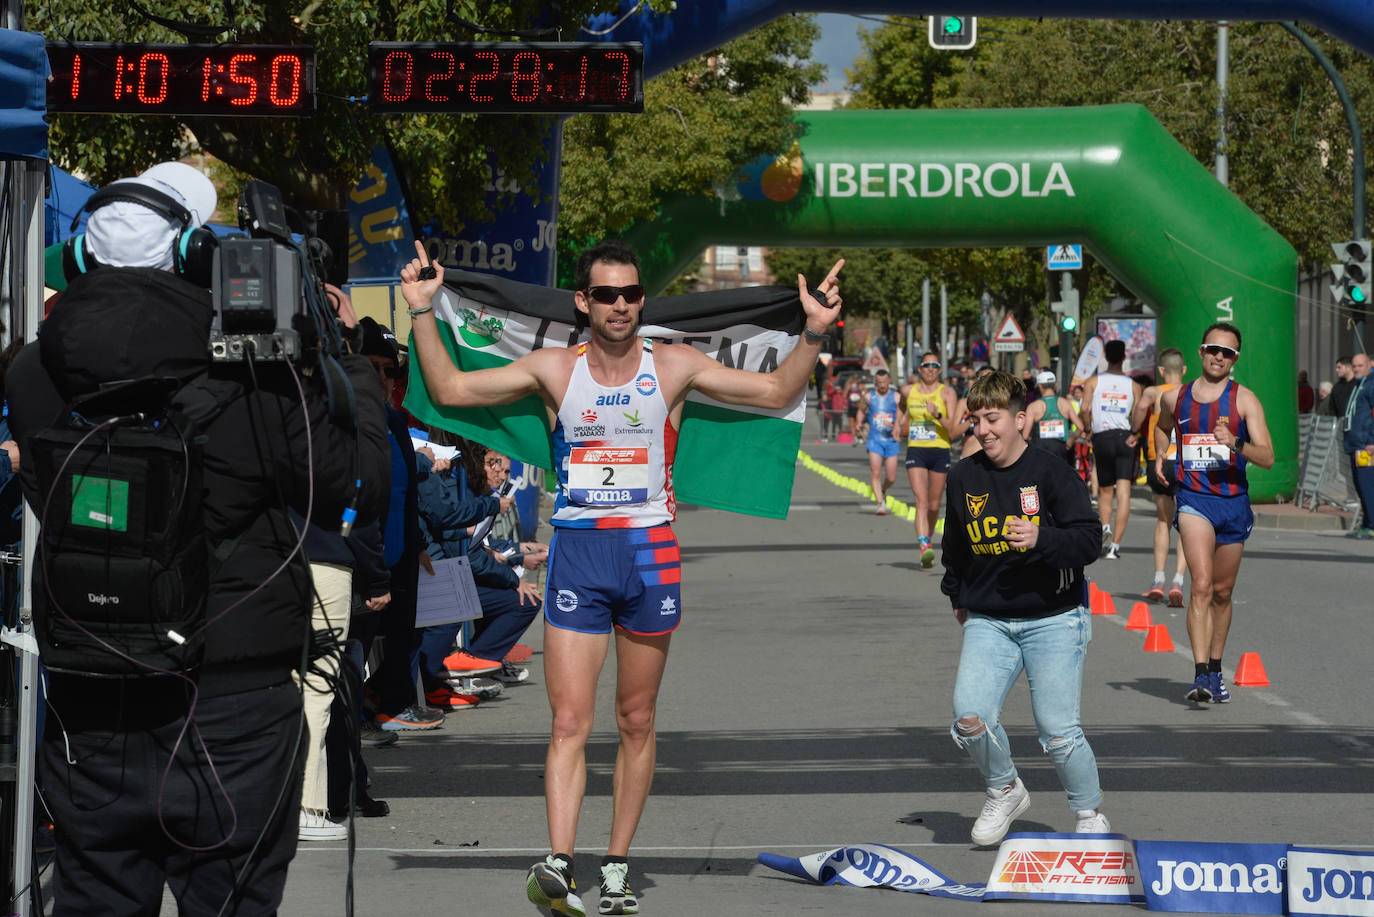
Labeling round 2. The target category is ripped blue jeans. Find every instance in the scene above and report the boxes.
[951,606,1102,812]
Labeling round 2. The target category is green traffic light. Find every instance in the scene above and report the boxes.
[944,17,964,34]
[1353,286,1368,305]
[1060,316,1078,332]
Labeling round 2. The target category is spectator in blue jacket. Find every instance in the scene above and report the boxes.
[416,439,544,695]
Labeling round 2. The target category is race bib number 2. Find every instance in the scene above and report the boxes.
[568,448,650,506]
[1179,433,1230,471]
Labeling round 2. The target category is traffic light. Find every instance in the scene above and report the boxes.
[1050,286,1080,334]
[1330,240,1372,308]
[928,15,977,51]
[835,318,845,349]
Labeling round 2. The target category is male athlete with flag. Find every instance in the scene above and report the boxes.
[400,239,842,916]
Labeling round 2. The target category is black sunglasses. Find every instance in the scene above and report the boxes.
[585,284,645,305]
[920,361,941,369]
[1201,344,1239,359]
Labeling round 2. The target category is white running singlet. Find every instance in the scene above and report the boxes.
[550,339,676,529]
[1090,372,1135,433]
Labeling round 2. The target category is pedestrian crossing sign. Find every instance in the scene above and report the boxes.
[1047,244,1083,270]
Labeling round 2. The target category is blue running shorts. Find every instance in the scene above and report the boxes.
[1175,488,1254,545]
[867,436,901,459]
[544,525,682,636]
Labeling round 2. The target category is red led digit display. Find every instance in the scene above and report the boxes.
[367,42,643,114]
[46,43,315,116]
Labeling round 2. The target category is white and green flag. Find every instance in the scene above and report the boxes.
[403,269,812,519]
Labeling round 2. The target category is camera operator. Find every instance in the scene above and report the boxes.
[5,162,389,916]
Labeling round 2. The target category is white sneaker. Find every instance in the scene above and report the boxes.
[299,809,347,841]
[970,778,1030,846]
[1075,809,1111,833]
[1100,526,1112,556]
[1104,544,1121,560]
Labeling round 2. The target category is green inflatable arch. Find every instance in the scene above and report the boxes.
[625,104,1298,502]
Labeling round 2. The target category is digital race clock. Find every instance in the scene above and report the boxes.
[46,43,316,116]
[367,42,643,114]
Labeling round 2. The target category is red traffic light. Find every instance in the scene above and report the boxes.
[836,319,845,328]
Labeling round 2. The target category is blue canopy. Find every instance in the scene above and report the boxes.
[0,28,48,161]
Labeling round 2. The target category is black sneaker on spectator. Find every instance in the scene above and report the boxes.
[331,793,390,820]
[497,660,530,685]
[449,676,503,699]
[359,720,399,747]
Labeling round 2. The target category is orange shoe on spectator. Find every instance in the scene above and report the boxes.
[506,643,534,663]
[442,651,503,677]
[425,685,481,710]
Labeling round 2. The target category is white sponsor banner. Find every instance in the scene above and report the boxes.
[1287,847,1374,916]
[985,832,1144,904]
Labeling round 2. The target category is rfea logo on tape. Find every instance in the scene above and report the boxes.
[1137,840,1287,914]
[985,832,1143,903]
[1287,846,1374,917]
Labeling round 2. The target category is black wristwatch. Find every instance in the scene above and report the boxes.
[803,327,827,343]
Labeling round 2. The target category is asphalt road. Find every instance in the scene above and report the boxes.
[152,420,1374,917]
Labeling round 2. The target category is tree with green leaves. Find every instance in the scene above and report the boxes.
[557,15,821,285]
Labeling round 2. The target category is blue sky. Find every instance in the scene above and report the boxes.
[813,13,867,91]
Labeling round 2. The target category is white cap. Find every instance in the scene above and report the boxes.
[1036,370,1057,386]
[86,162,216,270]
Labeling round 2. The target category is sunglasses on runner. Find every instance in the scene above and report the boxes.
[920,361,941,369]
[1201,344,1239,359]
[585,284,645,305]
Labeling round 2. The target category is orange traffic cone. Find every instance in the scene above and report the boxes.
[1100,592,1118,616]
[1233,652,1271,686]
[1089,586,1104,614]
[1088,581,1100,604]
[1143,624,1175,652]
[1125,602,1153,631]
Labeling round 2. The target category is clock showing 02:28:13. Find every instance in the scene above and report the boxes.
[46,43,316,116]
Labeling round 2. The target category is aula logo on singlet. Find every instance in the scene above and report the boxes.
[596,393,631,406]
[555,590,579,613]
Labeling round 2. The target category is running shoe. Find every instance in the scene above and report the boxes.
[496,660,531,685]
[442,650,503,678]
[875,503,888,516]
[599,862,639,915]
[1075,809,1111,834]
[425,685,480,710]
[1100,526,1112,556]
[1104,545,1120,560]
[1168,585,1185,607]
[450,676,504,699]
[376,705,443,732]
[507,643,535,663]
[1185,673,1213,703]
[970,777,1030,847]
[1143,584,1166,603]
[921,544,936,570]
[1210,671,1231,703]
[527,855,585,916]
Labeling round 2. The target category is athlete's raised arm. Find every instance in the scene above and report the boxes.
[681,259,844,409]
[400,240,546,407]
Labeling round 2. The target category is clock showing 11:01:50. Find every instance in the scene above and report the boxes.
[46,43,317,116]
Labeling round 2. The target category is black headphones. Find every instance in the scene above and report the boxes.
[62,182,218,287]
